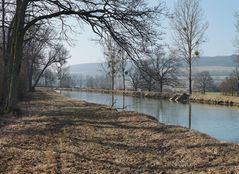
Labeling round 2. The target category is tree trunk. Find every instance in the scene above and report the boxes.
[122,72,125,109]
[160,81,163,93]
[31,63,50,91]
[28,59,34,91]
[0,0,6,106]
[111,75,115,107]
[203,87,205,95]
[148,79,152,91]
[237,82,239,96]
[189,61,192,95]
[3,1,28,113]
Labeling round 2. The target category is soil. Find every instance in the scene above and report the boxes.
[1,89,239,173]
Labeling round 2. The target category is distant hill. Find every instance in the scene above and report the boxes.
[70,63,104,76]
[192,55,237,67]
[69,55,238,81]
[69,62,133,76]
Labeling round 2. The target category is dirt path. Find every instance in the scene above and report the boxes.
[1,90,239,173]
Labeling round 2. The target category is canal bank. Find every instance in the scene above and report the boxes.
[1,89,239,173]
[59,88,189,102]
[60,88,239,107]
[189,94,239,106]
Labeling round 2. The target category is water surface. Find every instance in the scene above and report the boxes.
[62,91,239,144]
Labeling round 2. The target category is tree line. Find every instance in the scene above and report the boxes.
[0,0,164,113]
[1,0,239,113]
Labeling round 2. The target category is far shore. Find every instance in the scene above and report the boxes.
[58,87,239,107]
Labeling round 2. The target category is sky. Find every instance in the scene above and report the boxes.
[66,0,239,65]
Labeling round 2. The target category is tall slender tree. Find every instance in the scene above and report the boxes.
[234,13,239,56]
[171,0,208,94]
[118,48,128,109]
[103,37,120,107]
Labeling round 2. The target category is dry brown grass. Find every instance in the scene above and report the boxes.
[1,89,239,173]
[190,94,239,106]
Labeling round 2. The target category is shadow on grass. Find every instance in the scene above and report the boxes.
[1,90,239,173]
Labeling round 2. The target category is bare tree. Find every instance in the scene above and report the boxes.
[194,71,214,95]
[0,0,165,113]
[56,61,69,89]
[232,21,239,94]
[136,46,180,93]
[61,73,76,88]
[148,47,180,93]
[0,41,3,103]
[171,0,208,94]
[219,66,239,96]
[85,76,94,88]
[234,13,239,56]
[42,69,56,87]
[71,74,85,88]
[118,49,128,90]
[231,67,239,96]
[220,76,238,96]
[118,48,128,109]
[0,0,7,104]
[103,37,121,107]
[32,44,70,91]
[139,65,156,91]
[23,26,56,91]
[128,67,143,91]
[84,75,110,89]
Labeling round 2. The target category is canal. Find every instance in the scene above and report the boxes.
[62,91,239,144]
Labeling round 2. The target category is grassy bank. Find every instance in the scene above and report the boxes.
[62,88,239,107]
[60,88,177,99]
[1,89,239,173]
[190,94,239,106]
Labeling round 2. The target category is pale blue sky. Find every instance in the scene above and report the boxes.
[67,0,239,65]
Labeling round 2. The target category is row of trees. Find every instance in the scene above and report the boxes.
[99,0,239,97]
[69,69,215,95]
[102,36,182,93]
[0,0,164,113]
[37,67,78,88]
[220,68,239,96]
[101,0,208,95]
[79,65,239,96]
[128,48,181,92]
[0,22,70,98]
[2,0,238,113]
[128,68,215,94]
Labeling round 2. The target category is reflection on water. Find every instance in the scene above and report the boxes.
[189,104,192,129]
[62,91,239,144]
